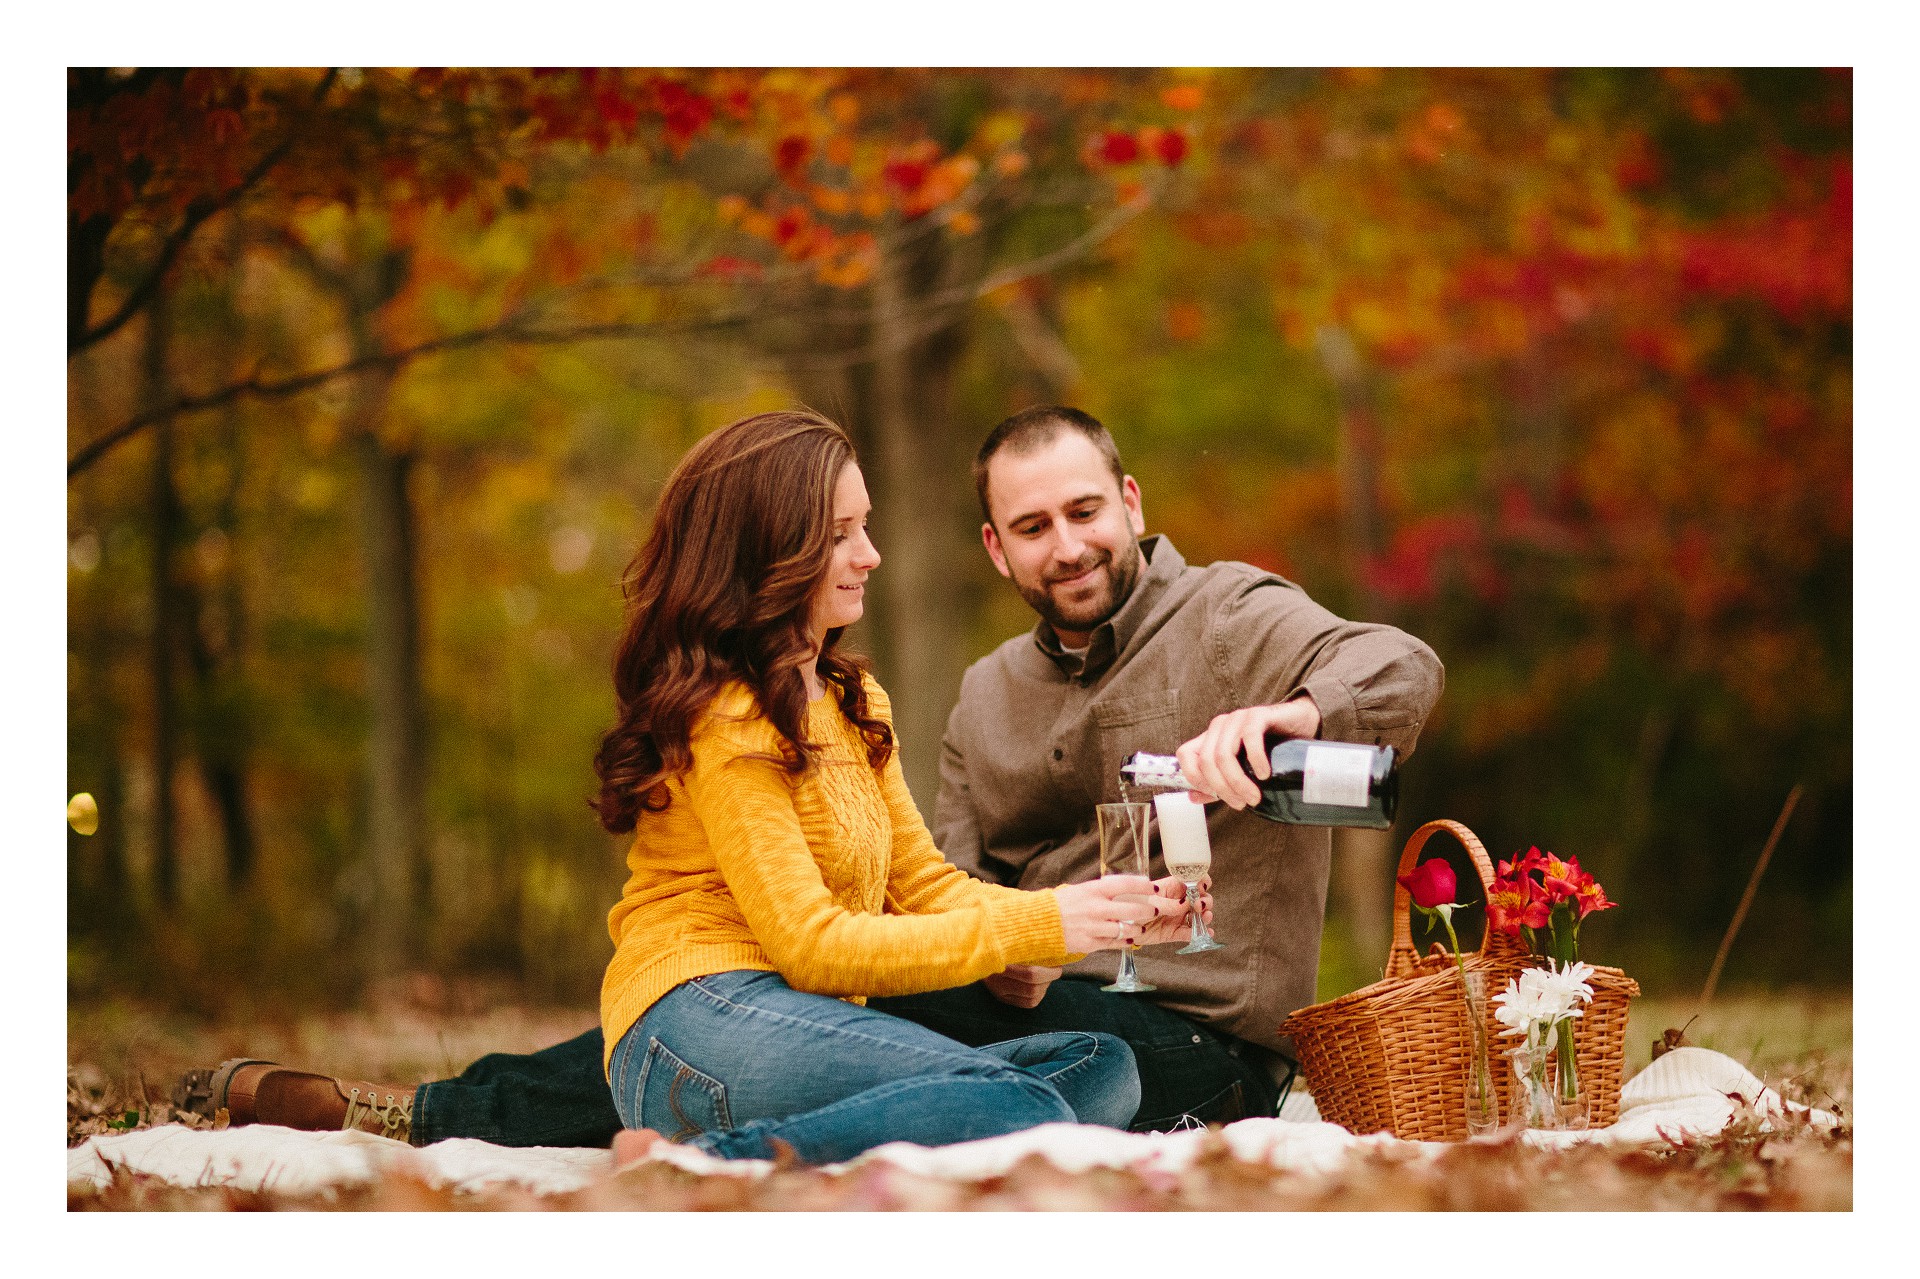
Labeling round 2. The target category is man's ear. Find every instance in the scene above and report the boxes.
[982,523,1012,579]
[1122,475,1146,537]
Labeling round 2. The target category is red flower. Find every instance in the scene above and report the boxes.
[1518,878,1553,929]
[1497,846,1547,879]
[1540,851,1581,903]
[1485,876,1533,935]
[1575,877,1616,919]
[1396,858,1457,910]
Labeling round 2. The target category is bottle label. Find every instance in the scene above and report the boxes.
[1302,743,1372,808]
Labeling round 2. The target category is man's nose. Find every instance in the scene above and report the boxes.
[1052,524,1088,564]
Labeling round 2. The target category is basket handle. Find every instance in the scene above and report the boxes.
[1384,819,1510,979]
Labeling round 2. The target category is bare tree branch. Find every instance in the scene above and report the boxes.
[69,70,339,360]
[67,312,747,480]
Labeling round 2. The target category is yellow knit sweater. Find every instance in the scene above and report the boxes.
[599,676,1071,1072]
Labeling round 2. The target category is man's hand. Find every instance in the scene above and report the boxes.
[1174,696,1323,811]
[985,964,1061,1009]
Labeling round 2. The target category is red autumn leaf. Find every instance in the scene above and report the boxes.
[772,207,808,246]
[1153,127,1189,167]
[649,79,715,153]
[774,134,811,178]
[697,255,763,281]
[595,86,640,133]
[882,158,929,193]
[1097,130,1141,165]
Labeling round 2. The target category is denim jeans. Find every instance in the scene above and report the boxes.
[607,970,1140,1164]
[872,976,1286,1131]
[410,975,1283,1148]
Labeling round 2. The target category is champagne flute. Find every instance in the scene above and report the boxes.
[1153,792,1224,953]
[1097,801,1157,993]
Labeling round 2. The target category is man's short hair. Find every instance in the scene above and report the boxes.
[973,406,1127,527]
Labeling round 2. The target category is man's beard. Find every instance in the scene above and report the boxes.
[1015,536,1145,638]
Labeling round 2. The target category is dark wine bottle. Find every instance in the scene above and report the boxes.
[1120,737,1398,828]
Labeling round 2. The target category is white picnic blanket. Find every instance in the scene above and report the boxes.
[66,1047,1836,1199]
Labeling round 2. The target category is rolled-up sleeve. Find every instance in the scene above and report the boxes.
[1211,579,1444,759]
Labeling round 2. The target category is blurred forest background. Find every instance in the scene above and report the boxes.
[67,68,1850,1018]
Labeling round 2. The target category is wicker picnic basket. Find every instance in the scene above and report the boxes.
[1279,819,1640,1141]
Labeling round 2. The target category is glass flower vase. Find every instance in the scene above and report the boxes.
[1460,970,1500,1137]
[1551,1017,1589,1130]
[1508,1034,1558,1131]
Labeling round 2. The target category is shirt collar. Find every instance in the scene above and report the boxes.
[1031,534,1186,681]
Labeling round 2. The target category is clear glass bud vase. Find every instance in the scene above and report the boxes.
[1509,1033,1558,1130]
[1552,1017,1589,1130]
[1460,970,1500,1137]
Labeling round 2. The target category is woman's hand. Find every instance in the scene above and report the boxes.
[1053,876,1193,954]
[1134,874,1210,948]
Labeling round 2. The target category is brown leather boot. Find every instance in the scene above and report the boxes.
[173,1058,416,1143]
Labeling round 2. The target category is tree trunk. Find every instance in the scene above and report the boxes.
[1317,324,1392,965]
[350,406,429,976]
[144,306,180,910]
[278,237,431,982]
[186,237,259,889]
[861,246,973,809]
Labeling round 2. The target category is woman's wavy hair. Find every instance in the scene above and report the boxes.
[591,409,894,834]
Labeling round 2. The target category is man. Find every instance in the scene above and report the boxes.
[176,406,1442,1145]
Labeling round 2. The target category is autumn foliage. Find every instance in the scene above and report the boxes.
[67,68,1849,1008]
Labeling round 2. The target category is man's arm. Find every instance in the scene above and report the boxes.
[933,687,1064,1009]
[932,696,996,882]
[1178,575,1445,810]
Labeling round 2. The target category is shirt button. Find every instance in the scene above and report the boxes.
[1052,749,1064,761]
[1192,1034,1203,1044]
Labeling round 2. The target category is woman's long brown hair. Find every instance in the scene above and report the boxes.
[591,410,894,834]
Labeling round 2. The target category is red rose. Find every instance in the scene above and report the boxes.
[1397,858,1457,910]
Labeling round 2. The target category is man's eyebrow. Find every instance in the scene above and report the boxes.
[1009,490,1106,522]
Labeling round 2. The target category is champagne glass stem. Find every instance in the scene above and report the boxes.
[1176,878,1225,953]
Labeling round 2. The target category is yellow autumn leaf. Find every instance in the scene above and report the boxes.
[68,792,99,836]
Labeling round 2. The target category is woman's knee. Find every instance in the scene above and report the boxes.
[989,1030,1142,1130]
[1078,1032,1142,1129]
[932,1065,1076,1141]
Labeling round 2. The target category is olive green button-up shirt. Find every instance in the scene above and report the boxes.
[933,535,1445,1056]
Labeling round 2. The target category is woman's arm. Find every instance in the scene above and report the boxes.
[869,686,1194,956]
[683,714,1069,998]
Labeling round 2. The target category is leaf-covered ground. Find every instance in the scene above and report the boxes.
[67,981,1851,1211]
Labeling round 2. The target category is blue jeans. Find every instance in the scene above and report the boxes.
[607,970,1139,1164]
[409,976,1284,1147]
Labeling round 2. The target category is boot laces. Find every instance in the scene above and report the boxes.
[342,1087,413,1142]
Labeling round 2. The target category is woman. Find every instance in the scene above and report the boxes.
[594,409,1192,1166]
